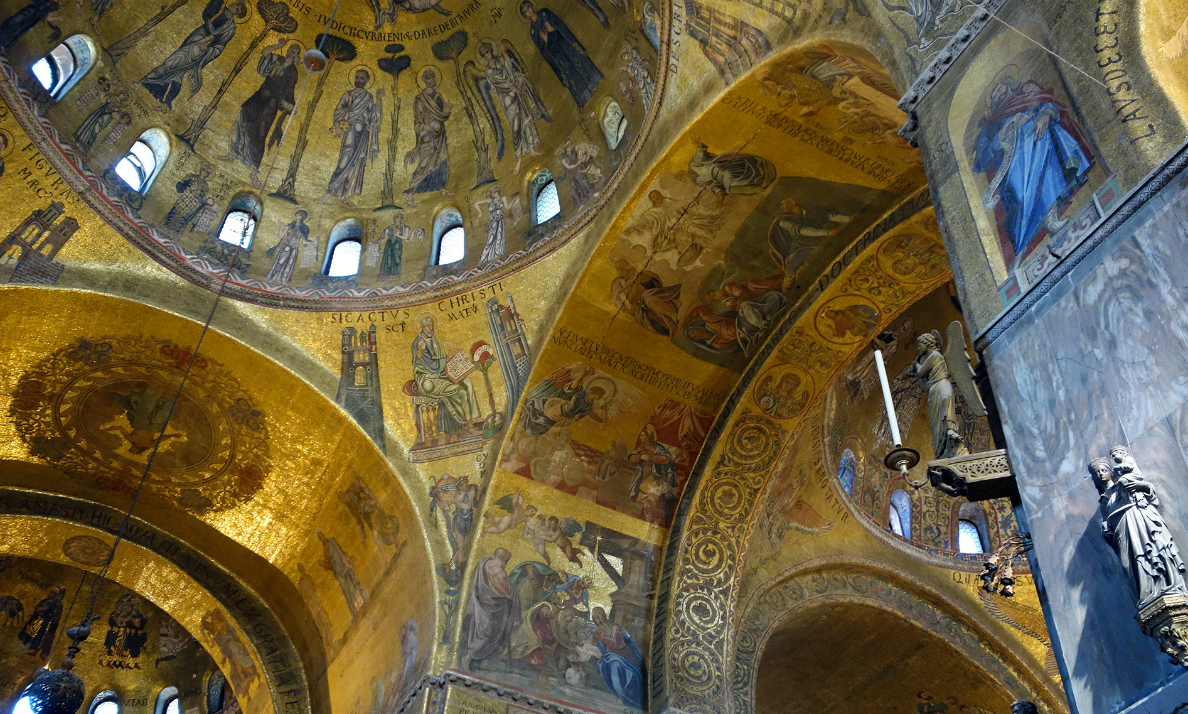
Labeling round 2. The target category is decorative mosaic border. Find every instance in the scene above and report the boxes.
[651,189,960,713]
[0,2,673,311]
[974,136,1188,350]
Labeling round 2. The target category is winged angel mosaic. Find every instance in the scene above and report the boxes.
[873,321,989,460]
[466,39,553,175]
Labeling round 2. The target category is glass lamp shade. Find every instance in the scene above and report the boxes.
[23,670,85,714]
[303,48,327,72]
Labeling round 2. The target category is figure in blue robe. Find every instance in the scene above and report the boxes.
[591,607,645,708]
[518,0,602,109]
[972,77,1093,260]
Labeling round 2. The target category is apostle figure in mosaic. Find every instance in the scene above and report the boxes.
[404,67,452,208]
[518,0,603,110]
[103,593,149,659]
[317,528,369,619]
[320,68,384,207]
[140,0,246,110]
[18,585,65,660]
[1090,447,1188,609]
[412,315,483,431]
[224,40,300,187]
[265,208,308,282]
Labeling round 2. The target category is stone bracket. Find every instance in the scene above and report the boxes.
[1139,593,1188,667]
[926,449,1018,503]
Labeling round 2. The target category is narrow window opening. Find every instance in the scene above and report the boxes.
[535,181,560,224]
[958,519,984,554]
[32,36,94,98]
[888,489,911,539]
[327,240,362,277]
[115,130,168,193]
[437,226,465,264]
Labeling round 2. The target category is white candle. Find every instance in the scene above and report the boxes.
[874,350,902,446]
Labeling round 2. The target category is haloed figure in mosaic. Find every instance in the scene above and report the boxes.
[224,40,301,187]
[405,67,452,207]
[1091,447,1188,609]
[320,69,384,207]
[973,72,1094,262]
[519,0,603,109]
[140,0,246,110]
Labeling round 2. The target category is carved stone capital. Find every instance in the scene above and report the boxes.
[926,449,1017,502]
[1138,592,1188,667]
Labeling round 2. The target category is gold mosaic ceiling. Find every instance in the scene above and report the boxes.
[1,0,664,307]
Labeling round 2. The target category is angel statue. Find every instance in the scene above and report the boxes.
[873,321,987,460]
[523,514,585,566]
[466,39,553,175]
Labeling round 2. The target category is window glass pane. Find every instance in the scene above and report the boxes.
[327,240,361,277]
[888,505,903,536]
[94,701,120,714]
[437,226,465,264]
[535,182,560,224]
[217,211,256,248]
[958,519,983,554]
[49,44,75,94]
[114,156,145,191]
[31,58,54,91]
[165,699,179,714]
[889,490,911,538]
[130,141,156,177]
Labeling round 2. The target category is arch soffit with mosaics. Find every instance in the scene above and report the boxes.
[0,484,324,714]
[654,200,954,713]
[733,557,1064,714]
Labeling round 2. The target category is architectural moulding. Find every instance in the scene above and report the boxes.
[895,0,1009,146]
[731,558,1061,714]
[0,486,321,714]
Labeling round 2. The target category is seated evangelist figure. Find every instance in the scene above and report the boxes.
[411,315,483,433]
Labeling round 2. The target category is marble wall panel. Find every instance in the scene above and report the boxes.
[987,178,1188,714]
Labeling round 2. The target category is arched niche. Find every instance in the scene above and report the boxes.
[755,602,1013,713]
[738,562,1061,714]
[0,508,298,714]
[0,287,440,714]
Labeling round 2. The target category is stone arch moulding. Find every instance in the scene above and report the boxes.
[0,0,674,311]
[731,557,1064,714]
[0,483,326,714]
[653,190,947,714]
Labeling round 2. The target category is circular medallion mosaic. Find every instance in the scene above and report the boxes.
[10,337,270,513]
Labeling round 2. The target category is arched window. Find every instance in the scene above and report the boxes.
[530,170,560,225]
[154,687,178,714]
[32,35,94,98]
[324,218,363,277]
[432,207,465,265]
[599,98,627,151]
[956,502,991,553]
[836,448,856,496]
[114,128,168,193]
[888,489,911,538]
[216,194,261,248]
[89,690,120,714]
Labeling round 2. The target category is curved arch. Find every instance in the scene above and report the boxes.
[0,483,322,714]
[655,201,957,713]
[154,688,179,714]
[736,560,1058,713]
[114,128,168,193]
[31,34,95,98]
[431,207,464,267]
